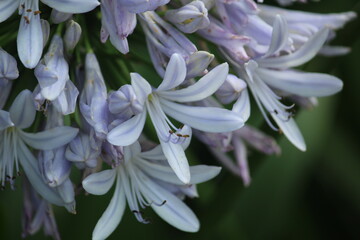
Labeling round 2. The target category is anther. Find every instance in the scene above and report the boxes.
[169,130,174,134]
[176,134,183,137]
[26,9,32,12]
[183,135,190,138]
[34,11,42,15]
[23,16,30,24]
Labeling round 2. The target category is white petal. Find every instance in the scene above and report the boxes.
[17,139,64,206]
[160,99,244,133]
[139,174,199,232]
[131,73,152,104]
[20,126,79,150]
[188,165,222,184]
[82,169,116,195]
[92,176,126,240]
[159,63,229,102]
[138,159,221,185]
[140,145,167,161]
[41,0,100,13]
[160,141,190,184]
[107,110,147,146]
[258,28,330,69]
[263,15,289,58]
[257,68,343,97]
[157,53,186,91]
[273,115,306,151]
[9,90,36,129]
[232,89,251,122]
[17,9,43,69]
[0,0,18,23]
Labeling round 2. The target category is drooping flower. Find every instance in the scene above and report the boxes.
[37,107,77,212]
[141,11,214,78]
[0,90,78,207]
[238,21,343,151]
[107,53,244,183]
[83,141,221,240]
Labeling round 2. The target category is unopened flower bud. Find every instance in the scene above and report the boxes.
[108,85,144,119]
[41,20,50,48]
[216,74,247,104]
[165,1,210,33]
[64,20,82,52]
[65,133,100,169]
[186,51,213,79]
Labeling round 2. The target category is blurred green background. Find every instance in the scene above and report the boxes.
[1,0,360,239]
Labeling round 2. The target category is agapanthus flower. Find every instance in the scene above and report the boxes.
[37,107,76,212]
[0,90,78,207]
[141,11,214,78]
[80,53,109,140]
[107,53,244,183]
[201,4,344,150]
[83,141,221,240]
[100,0,171,54]
[239,22,343,150]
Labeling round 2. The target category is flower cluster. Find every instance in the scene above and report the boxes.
[0,0,355,239]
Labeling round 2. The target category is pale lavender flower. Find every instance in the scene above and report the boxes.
[83,141,221,240]
[259,4,356,52]
[100,0,136,54]
[64,20,82,52]
[65,132,100,169]
[0,90,78,207]
[80,53,109,140]
[107,53,244,183]
[37,107,76,212]
[141,11,213,78]
[239,20,343,151]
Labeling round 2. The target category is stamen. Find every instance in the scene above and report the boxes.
[34,10,42,15]
[23,16,30,24]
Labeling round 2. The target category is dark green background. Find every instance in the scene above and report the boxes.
[1,0,360,239]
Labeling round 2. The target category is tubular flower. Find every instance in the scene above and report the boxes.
[0,90,78,207]
[107,53,244,183]
[83,141,221,240]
